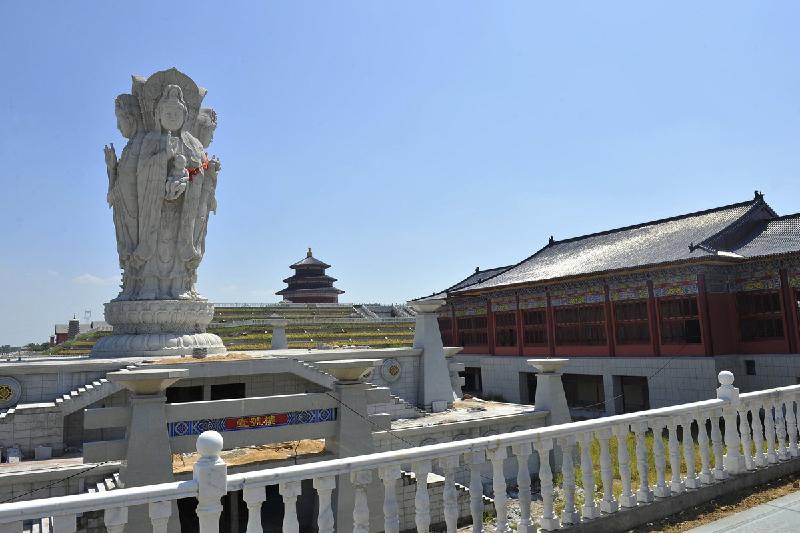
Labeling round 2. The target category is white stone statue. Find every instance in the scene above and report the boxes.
[93,68,225,358]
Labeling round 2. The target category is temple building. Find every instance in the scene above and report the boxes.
[434,192,800,416]
[276,248,345,303]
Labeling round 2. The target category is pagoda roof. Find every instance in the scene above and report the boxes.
[455,193,788,294]
[282,274,338,284]
[290,248,331,269]
[276,286,345,296]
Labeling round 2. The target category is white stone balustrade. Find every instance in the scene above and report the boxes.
[1,373,800,532]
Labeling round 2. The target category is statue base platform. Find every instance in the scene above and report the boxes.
[90,300,226,359]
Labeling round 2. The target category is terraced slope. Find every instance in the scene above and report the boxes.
[49,304,415,355]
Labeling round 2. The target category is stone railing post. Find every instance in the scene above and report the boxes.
[717,371,744,474]
[194,431,227,533]
[107,368,186,533]
[267,316,289,350]
[409,299,455,411]
[526,359,571,425]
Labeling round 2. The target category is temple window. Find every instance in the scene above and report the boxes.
[438,317,453,346]
[659,296,701,344]
[457,316,488,346]
[494,311,517,347]
[614,300,651,344]
[522,309,548,346]
[737,290,784,341]
[554,304,607,346]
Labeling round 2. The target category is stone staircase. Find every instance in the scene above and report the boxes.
[54,378,123,416]
[368,394,425,420]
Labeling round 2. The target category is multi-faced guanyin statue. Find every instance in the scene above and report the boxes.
[93,68,225,358]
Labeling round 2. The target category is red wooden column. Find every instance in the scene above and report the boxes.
[450,304,458,347]
[546,291,556,357]
[486,299,496,356]
[647,280,661,356]
[516,293,524,357]
[697,274,714,356]
[604,284,616,357]
[780,269,799,353]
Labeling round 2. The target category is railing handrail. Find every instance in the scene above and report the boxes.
[225,397,730,490]
[0,480,197,523]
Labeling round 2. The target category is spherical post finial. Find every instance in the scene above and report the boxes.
[196,430,223,458]
[718,370,735,387]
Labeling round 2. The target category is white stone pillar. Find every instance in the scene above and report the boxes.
[527,359,571,425]
[107,368,187,533]
[717,371,744,474]
[267,316,289,350]
[409,299,455,411]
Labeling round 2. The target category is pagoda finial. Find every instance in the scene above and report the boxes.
[307,247,313,258]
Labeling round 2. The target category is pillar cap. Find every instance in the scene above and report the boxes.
[107,368,187,395]
[527,358,569,374]
[265,314,289,328]
[316,358,382,382]
[408,299,445,314]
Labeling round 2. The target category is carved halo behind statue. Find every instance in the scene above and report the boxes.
[91,68,225,358]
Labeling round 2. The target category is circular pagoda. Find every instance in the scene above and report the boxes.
[276,248,345,303]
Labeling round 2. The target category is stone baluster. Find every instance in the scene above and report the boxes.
[578,432,599,519]
[680,417,699,489]
[439,455,461,533]
[378,465,401,533]
[149,501,172,533]
[631,422,654,503]
[613,424,636,508]
[717,371,743,474]
[104,507,128,533]
[535,439,559,531]
[774,397,789,460]
[710,409,727,480]
[650,421,670,497]
[243,485,266,533]
[279,481,302,533]
[787,397,799,458]
[352,470,373,533]
[312,476,336,533]
[764,400,778,464]
[737,403,754,471]
[695,413,713,484]
[487,446,509,532]
[466,450,486,533]
[750,402,766,468]
[558,435,581,525]
[511,443,533,533]
[596,429,618,513]
[412,460,432,533]
[194,431,227,533]
[52,515,77,532]
[666,418,685,494]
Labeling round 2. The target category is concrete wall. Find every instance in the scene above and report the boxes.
[454,354,722,415]
[173,372,327,399]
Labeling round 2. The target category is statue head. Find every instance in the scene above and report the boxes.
[114,94,141,139]
[155,85,188,133]
[195,108,217,148]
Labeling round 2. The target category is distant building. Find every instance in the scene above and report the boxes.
[51,319,112,345]
[276,248,345,304]
[432,192,800,416]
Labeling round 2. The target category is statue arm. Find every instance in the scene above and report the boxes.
[104,143,118,205]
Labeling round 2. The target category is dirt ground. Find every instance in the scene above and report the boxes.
[172,439,326,474]
[629,472,800,532]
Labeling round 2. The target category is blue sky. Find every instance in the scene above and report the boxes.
[1,2,799,345]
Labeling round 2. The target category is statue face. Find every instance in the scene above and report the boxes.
[115,108,136,139]
[159,102,185,132]
[199,125,215,147]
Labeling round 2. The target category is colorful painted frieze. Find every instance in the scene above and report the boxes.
[518,291,548,309]
[549,284,605,307]
[730,263,781,292]
[167,408,337,437]
[454,298,487,317]
[491,293,517,312]
[652,271,698,298]
[608,277,649,301]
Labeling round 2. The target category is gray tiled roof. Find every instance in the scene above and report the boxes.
[457,197,778,293]
[730,214,800,258]
[422,266,512,300]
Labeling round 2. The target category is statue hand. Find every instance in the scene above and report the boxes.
[104,143,118,172]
